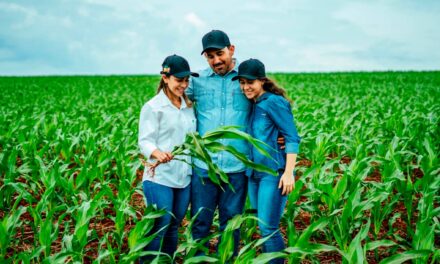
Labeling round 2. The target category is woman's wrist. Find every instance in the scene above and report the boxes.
[284,169,294,176]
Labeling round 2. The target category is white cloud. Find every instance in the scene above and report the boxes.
[185,12,206,30]
[0,0,438,75]
[333,2,440,58]
[0,2,38,29]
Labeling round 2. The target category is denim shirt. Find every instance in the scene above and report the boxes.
[186,61,252,174]
[250,92,301,177]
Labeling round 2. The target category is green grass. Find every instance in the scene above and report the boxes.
[0,72,439,263]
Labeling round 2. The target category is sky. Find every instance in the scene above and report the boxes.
[1,0,439,75]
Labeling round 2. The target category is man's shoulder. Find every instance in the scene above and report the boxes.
[196,67,213,78]
[191,67,214,92]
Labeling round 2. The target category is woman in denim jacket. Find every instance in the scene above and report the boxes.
[233,58,301,263]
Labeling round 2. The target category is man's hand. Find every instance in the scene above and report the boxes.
[277,136,285,150]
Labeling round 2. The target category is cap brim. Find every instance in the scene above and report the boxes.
[201,45,227,55]
[231,74,258,81]
[173,71,199,78]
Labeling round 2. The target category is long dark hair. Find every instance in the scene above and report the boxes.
[261,77,292,103]
[157,77,193,107]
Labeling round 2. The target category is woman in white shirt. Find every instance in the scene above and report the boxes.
[138,54,198,262]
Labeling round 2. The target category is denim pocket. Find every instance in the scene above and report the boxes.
[254,112,272,134]
[196,88,216,111]
[232,90,251,111]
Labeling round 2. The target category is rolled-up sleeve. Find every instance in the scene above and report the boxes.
[266,97,301,154]
[138,103,158,160]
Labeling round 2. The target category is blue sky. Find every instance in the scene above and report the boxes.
[1,0,439,75]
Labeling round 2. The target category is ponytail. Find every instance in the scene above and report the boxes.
[157,78,167,94]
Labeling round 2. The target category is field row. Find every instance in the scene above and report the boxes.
[0,72,439,263]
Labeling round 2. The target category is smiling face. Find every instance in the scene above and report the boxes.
[162,75,190,100]
[204,46,235,76]
[239,78,265,101]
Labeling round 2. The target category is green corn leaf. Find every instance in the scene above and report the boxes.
[379,250,432,264]
[203,126,275,158]
[183,256,219,264]
[295,217,329,247]
[204,141,277,176]
[365,240,396,251]
[252,251,287,264]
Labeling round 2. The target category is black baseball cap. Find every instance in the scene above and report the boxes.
[160,55,199,78]
[232,58,266,81]
[201,30,231,55]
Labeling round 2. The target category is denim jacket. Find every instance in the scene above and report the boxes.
[249,92,301,177]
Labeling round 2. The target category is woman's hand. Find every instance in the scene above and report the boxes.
[278,172,295,195]
[151,149,173,163]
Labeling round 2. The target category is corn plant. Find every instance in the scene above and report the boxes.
[0,206,27,262]
[0,72,439,263]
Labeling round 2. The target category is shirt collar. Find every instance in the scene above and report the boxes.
[157,89,188,109]
[256,92,271,103]
[207,58,239,77]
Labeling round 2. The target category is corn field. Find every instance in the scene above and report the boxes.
[0,72,439,263]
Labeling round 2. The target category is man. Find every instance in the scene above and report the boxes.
[186,30,251,255]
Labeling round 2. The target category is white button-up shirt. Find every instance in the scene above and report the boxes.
[138,89,196,188]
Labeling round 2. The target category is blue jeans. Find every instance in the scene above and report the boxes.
[248,173,287,264]
[141,180,190,263]
[190,167,247,256]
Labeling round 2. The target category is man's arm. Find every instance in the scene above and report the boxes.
[186,76,195,101]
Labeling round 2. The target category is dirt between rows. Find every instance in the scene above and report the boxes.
[4,157,436,263]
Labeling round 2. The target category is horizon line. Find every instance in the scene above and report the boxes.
[1,69,439,78]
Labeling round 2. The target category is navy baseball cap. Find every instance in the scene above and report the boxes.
[232,58,266,81]
[160,55,199,78]
[201,30,231,55]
